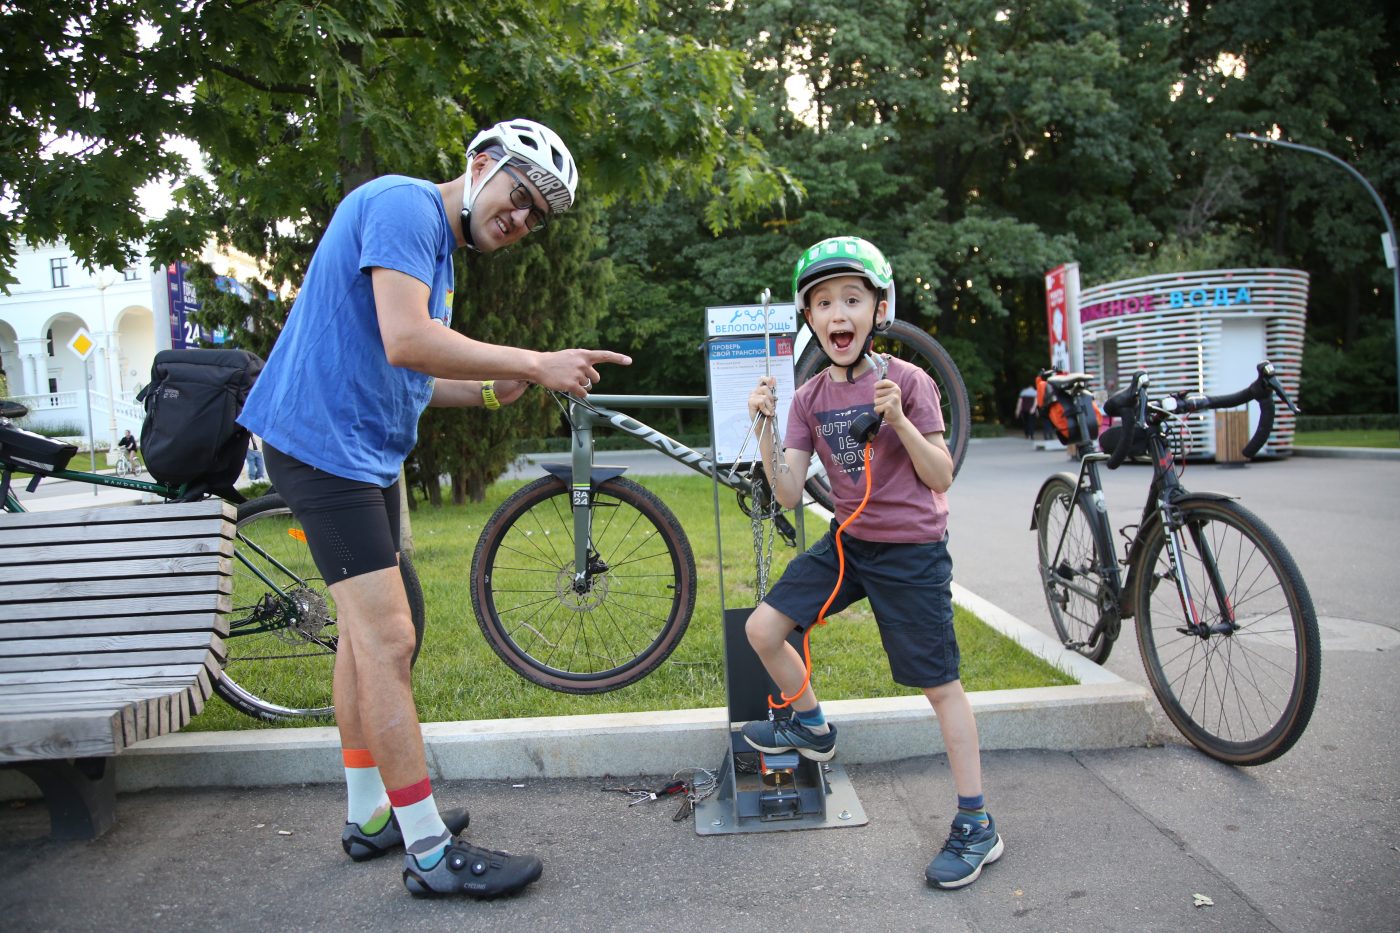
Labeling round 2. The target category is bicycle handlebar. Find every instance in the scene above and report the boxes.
[1103,373,1146,469]
[1102,361,1299,467]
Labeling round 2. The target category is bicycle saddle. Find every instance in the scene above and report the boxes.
[0,400,28,420]
[1046,372,1093,394]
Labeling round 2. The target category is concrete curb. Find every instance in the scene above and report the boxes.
[1291,445,1400,460]
[1,581,1152,796]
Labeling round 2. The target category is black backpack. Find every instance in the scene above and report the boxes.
[137,348,264,499]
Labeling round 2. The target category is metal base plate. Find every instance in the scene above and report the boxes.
[694,746,868,836]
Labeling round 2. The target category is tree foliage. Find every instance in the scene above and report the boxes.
[594,0,1398,419]
[5,0,1397,453]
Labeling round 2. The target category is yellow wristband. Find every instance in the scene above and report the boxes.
[481,380,501,411]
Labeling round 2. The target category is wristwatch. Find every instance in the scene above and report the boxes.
[481,380,501,411]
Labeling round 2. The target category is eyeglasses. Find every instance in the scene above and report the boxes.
[499,164,549,233]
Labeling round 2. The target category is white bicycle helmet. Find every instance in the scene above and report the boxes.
[462,119,578,246]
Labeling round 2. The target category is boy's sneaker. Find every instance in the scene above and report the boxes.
[403,840,543,899]
[342,807,471,862]
[741,718,838,761]
[925,812,1004,889]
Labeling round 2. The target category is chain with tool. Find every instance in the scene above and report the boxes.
[601,768,718,821]
[727,288,792,602]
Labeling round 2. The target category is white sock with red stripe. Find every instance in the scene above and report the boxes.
[388,778,451,868]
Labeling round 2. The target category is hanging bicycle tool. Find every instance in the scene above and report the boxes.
[697,291,866,837]
[727,288,789,601]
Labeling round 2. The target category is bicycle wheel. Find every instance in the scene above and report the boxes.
[114,456,133,478]
[1132,498,1320,766]
[217,493,426,721]
[471,474,696,693]
[1034,473,1117,664]
[795,319,971,509]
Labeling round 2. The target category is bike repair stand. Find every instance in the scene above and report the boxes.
[694,292,867,836]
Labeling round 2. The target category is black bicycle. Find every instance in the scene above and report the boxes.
[1030,362,1320,765]
[0,401,424,722]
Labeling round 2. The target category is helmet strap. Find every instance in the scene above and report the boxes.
[460,156,510,253]
[846,331,876,382]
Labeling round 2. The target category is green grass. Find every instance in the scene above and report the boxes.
[1294,429,1399,449]
[190,475,1073,731]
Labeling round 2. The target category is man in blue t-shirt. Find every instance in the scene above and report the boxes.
[238,119,628,900]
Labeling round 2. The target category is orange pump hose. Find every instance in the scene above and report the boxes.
[768,438,875,711]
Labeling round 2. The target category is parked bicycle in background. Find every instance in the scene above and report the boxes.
[1030,361,1320,765]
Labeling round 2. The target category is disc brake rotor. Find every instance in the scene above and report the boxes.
[270,585,333,645]
[555,565,609,611]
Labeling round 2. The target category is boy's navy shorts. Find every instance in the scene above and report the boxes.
[763,526,959,689]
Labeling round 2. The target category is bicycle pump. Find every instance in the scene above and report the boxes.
[696,290,867,836]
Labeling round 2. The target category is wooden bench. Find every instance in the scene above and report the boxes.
[0,499,236,839]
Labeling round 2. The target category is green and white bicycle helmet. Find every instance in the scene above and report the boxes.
[791,235,896,331]
[463,118,578,249]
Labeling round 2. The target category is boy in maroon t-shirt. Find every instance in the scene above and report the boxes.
[743,236,1003,890]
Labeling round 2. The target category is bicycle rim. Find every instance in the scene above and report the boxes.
[220,494,426,721]
[795,319,970,509]
[1035,474,1115,664]
[471,475,696,693]
[1134,499,1320,765]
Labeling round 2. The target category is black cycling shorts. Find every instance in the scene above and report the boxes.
[263,444,401,583]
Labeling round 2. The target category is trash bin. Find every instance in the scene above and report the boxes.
[1215,409,1250,463]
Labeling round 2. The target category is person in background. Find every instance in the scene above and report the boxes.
[1015,385,1037,440]
[245,435,265,481]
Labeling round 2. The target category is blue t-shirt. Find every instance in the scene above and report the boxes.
[239,176,456,486]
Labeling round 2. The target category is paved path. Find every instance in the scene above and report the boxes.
[2,439,1396,931]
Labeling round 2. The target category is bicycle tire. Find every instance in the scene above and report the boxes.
[216,493,426,721]
[114,457,133,478]
[471,474,696,693]
[795,319,971,510]
[1034,473,1117,664]
[1132,498,1320,766]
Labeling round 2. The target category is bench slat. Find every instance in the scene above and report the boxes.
[0,631,225,658]
[3,592,231,622]
[2,613,232,639]
[0,536,236,566]
[3,553,233,583]
[0,517,236,549]
[0,674,204,696]
[1,573,233,604]
[0,662,218,687]
[0,500,238,529]
[0,711,125,762]
[1,686,198,713]
[0,645,221,674]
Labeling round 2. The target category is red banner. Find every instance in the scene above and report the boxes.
[1044,265,1070,372]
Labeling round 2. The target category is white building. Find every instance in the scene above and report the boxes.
[0,239,261,449]
[1048,264,1308,459]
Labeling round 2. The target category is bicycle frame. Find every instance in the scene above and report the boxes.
[1047,409,1237,648]
[555,392,758,589]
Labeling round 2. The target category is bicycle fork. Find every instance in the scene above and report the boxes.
[1157,503,1237,639]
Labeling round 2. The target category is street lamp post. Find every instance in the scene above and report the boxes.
[1232,133,1400,431]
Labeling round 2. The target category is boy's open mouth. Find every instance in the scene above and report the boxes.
[830,329,856,352]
